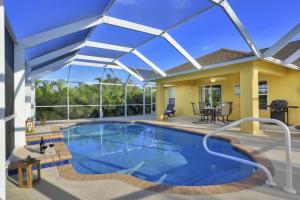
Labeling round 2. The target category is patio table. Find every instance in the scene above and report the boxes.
[200,108,220,124]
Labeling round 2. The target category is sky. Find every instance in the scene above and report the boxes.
[5,0,300,83]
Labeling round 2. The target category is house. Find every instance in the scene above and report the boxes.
[155,40,300,134]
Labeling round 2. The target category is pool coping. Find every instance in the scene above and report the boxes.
[56,120,274,195]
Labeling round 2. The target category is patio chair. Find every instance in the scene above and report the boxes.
[199,102,210,121]
[217,101,233,123]
[164,104,175,117]
[191,102,208,122]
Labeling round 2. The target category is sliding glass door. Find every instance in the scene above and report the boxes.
[200,85,222,107]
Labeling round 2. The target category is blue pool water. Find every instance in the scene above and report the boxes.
[63,122,256,186]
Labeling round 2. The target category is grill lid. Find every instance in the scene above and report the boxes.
[270,100,288,108]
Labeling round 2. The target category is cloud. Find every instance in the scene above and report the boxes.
[117,0,137,6]
[201,45,209,50]
[117,0,191,10]
[171,0,192,10]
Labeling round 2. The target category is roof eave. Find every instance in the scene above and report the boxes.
[150,56,258,82]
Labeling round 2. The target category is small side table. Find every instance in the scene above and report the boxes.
[17,159,41,188]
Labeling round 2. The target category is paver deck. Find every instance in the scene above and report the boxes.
[6,116,300,200]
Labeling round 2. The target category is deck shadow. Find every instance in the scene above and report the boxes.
[33,178,80,200]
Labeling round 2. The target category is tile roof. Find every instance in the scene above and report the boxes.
[273,40,300,60]
[166,40,300,75]
[166,48,251,74]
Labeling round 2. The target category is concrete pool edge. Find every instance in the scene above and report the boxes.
[56,120,274,195]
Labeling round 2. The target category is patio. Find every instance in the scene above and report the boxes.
[6,116,300,200]
[1,0,300,200]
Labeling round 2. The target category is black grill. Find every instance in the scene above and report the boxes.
[269,100,288,123]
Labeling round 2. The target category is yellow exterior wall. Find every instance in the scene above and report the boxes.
[174,85,198,116]
[255,61,300,125]
[164,87,170,110]
[197,73,240,120]
[156,60,300,132]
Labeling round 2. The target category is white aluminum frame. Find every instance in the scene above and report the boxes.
[114,60,144,81]
[162,32,202,69]
[27,41,84,67]
[0,1,6,199]
[34,79,156,120]
[19,0,299,84]
[32,55,75,75]
[263,23,300,58]
[102,15,163,35]
[132,50,167,77]
[85,40,132,52]
[30,40,168,78]
[74,54,114,63]
[210,0,261,57]
[263,57,299,70]
[71,61,121,69]
[18,16,104,48]
[283,49,300,65]
[100,17,203,70]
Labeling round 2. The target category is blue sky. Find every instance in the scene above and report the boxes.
[5,0,300,83]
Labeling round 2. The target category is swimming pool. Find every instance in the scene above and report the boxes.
[62,122,256,186]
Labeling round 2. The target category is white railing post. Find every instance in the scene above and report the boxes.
[31,81,36,120]
[99,81,103,118]
[143,83,146,116]
[124,75,131,117]
[99,68,106,119]
[150,86,153,115]
[67,66,71,120]
[203,117,296,194]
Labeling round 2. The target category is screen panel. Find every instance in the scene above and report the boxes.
[107,0,214,30]
[5,0,110,39]
[168,6,251,62]
[69,82,100,105]
[78,46,125,59]
[26,29,90,60]
[35,80,67,106]
[227,0,300,48]
[88,24,155,48]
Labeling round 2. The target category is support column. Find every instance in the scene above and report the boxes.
[14,46,26,146]
[31,81,35,120]
[156,82,165,120]
[150,86,153,115]
[99,82,103,118]
[67,66,71,120]
[25,64,32,118]
[124,84,127,117]
[143,84,146,116]
[124,75,130,117]
[99,68,106,118]
[0,1,6,199]
[240,65,260,134]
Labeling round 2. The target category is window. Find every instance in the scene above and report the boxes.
[200,85,222,107]
[168,87,175,105]
[259,81,268,109]
[234,85,240,96]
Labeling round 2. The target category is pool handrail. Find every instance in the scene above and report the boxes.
[202,117,296,194]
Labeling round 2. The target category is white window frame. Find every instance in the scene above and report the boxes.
[258,80,268,110]
[168,87,175,105]
[200,84,222,107]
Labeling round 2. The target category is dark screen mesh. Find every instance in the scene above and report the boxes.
[5,28,15,158]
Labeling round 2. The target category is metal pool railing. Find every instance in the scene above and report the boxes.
[202,117,296,194]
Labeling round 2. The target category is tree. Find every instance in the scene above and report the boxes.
[35,73,151,120]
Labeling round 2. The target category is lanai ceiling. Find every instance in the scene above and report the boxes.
[4,0,300,82]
